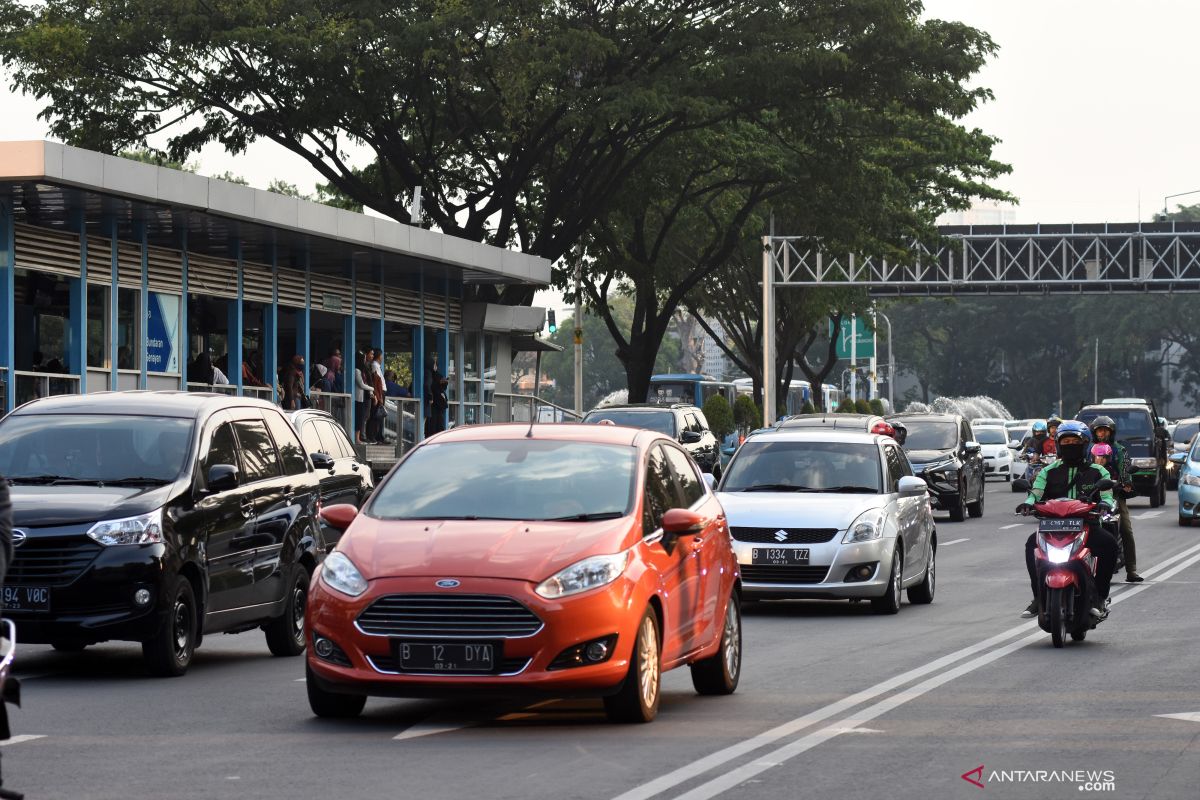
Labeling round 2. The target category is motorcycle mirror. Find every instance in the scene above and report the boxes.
[1012,478,1031,493]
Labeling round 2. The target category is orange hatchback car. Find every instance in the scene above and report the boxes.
[305,423,741,723]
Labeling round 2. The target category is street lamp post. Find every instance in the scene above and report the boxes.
[875,309,895,412]
[1157,189,1200,221]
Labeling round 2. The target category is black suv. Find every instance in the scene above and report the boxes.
[887,413,986,522]
[0,392,327,676]
[582,403,722,476]
[1077,403,1170,507]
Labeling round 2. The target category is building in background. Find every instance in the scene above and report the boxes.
[938,200,1018,227]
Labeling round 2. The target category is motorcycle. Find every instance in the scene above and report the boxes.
[1016,478,1117,648]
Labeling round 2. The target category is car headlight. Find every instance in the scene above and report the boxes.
[1131,457,1157,469]
[86,508,164,546]
[1183,473,1200,487]
[320,552,368,597]
[924,458,956,474]
[535,552,629,599]
[843,508,888,543]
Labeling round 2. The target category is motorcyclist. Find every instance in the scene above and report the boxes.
[1020,420,1051,459]
[1017,421,1119,619]
[1043,415,1062,455]
[1090,415,1142,582]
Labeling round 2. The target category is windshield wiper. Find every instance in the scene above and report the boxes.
[546,511,626,522]
[738,484,820,492]
[103,477,172,486]
[8,475,98,486]
[821,485,880,494]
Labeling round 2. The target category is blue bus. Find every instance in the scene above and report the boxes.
[647,374,738,407]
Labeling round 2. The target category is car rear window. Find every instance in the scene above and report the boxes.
[583,409,676,436]
[0,414,194,483]
[369,439,637,521]
[974,428,1007,445]
[1173,421,1199,444]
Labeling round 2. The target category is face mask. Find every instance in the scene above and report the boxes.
[1058,441,1086,464]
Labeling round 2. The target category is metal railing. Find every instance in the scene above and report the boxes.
[14,371,81,408]
[309,391,352,431]
[381,396,423,458]
[493,392,582,423]
[186,382,238,396]
[241,386,273,401]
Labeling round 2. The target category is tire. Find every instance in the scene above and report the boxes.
[51,641,87,653]
[690,595,742,696]
[906,543,935,605]
[604,608,662,723]
[306,663,367,718]
[142,575,197,677]
[1048,588,1066,649]
[1070,628,1087,642]
[1179,515,1192,528]
[947,489,966,522]
[1006,473,1012,483]
[967,484,984,518]
[871,549,902,615]
[265,563,312,657]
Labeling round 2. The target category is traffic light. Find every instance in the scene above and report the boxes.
[547,310,557,334]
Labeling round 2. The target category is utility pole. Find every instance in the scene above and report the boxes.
[1093,338,1099,404]
[850,313,857,405]
[762,235,776,425]
[876,310,895,411]
[573,252,583,415]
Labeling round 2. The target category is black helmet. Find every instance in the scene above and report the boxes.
[1047,415,1063,428]
[1090,415,1116,435]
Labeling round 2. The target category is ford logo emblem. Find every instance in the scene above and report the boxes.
[11,530,25,548]
[435,579,460,589]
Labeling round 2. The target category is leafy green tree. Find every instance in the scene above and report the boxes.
[869,398,885,415]
[836,398,855,413]
[733,395,762,432]
[800,401,816,414]
[120,149,196,172]
[854,398,871,414]
[702,395,735,439]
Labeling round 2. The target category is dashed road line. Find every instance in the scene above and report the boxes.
[0,735,46,746]
[940,538,969,546]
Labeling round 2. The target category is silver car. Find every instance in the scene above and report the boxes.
[716,429,936,613]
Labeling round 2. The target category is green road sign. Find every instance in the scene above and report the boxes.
[831,317,875,359]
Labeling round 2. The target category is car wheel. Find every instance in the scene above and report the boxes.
[948,488,966,522]
[1159,478,1167,506]
[1180,515,1192,528]
[604,607,662,723]
[967,485,984,518]
[690,594,742,696]
[265,563,313,657]
[906,544,935,605]
[1006,473,1012,483]
[871,549,902,615]
[142,575,197,677]
[306,663,367,718]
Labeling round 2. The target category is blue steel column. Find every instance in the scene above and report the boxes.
[137,222,149,389]
[229,236,243,394]
[297,246,310,396]
[179,222,189,390]
[106,217,118,388]
[0,201,14,412]
[69,209,87,391]
[345,259,357,435]
[414,272,425,440]
[438,272,450,431]
[266,239,278,403]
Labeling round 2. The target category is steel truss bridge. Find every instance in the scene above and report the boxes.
[759,222,1200,422]
[766,222,1200,296]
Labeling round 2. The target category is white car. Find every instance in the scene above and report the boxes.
[974,425,1014,482]
[716,429,936,613]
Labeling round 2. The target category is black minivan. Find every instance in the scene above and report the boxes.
[0,392,327,676]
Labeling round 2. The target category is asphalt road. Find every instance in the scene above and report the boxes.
[8,480,1200,800]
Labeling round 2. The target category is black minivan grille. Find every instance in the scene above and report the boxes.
[730,527,838,544]
[9,536,101,586]
[357,594,543,638]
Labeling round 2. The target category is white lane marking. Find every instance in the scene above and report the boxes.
[0,735,46,746]
[613,539,1200,800]
[940,538,969,546]
[670,547,1200,800]
[294,678,305,682]
[393,716,473,741]
[1135,510,1165,520]
[1000,523,1023,530]
[1156,712,1200,723]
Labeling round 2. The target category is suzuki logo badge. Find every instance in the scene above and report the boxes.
[435,579,461,589]
[774,530,788,542]
[11,530,25,548]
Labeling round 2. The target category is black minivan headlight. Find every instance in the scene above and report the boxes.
[87,508,165,546]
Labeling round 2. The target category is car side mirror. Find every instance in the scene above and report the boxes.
[897,476,926,494]
[310,451,335,470]
[206,464,239,493]
[1013,478,1031,492]
[964,441,981,453]
[702,473,716,490]
[661,508,704,534]
[320,504,359,532]
[679,430,702,444]
[1169,452,1187,464]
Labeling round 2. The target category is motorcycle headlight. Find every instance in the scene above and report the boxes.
[1131,457,1157,469]
[536,552,629,599]
[320,552,368,597]
[1182,473,1200,487]
[1045,544,1072,564]
[86,508,164,546]
[843,508,888,543]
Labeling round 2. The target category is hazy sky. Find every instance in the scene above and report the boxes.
[3,0,1198,312]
